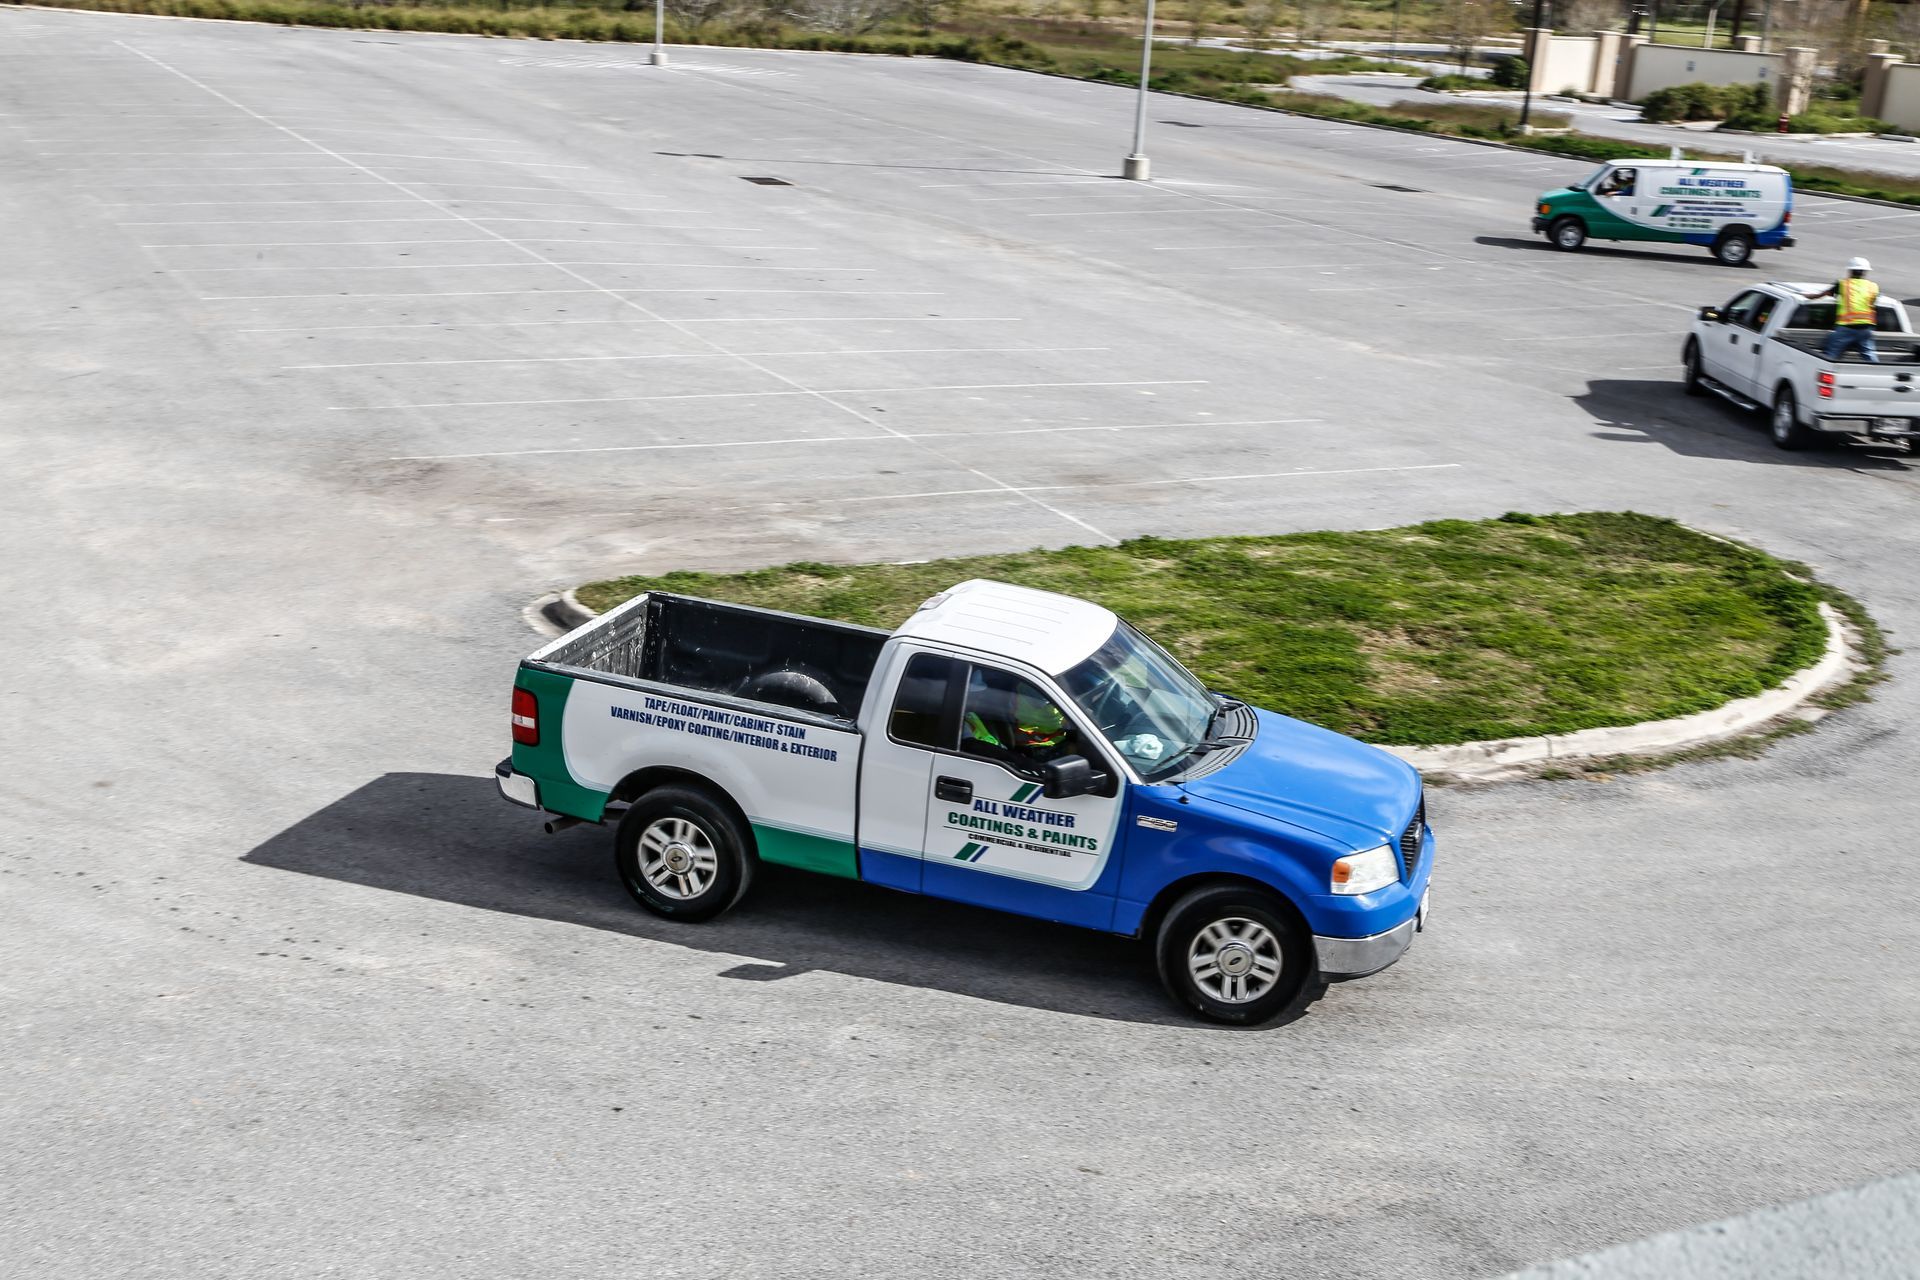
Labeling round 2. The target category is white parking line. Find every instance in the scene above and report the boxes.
[180,262,873,272]
[109,198,421,207]
[205,287,937,300]
[123,217,459,226]
[392,418,1322,460]
[335,152,592,169]
[781,462,1464,507]
[333,379,1204,410]
[235,316,1028,333]
[288,345,1105,369]
[1027,207,1265,218]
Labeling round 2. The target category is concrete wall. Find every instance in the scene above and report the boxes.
[1532,33,1598,97]
[1875,64,1920,132]
[1625,44,1778,102]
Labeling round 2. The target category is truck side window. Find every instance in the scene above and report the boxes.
[960,666,1084,775]
[889,653,958,749]
[1748,297,1776,332]
[1723,291,1764,329]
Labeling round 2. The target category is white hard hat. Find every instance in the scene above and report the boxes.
[1849,256,1872,272]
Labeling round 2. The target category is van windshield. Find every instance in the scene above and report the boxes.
[1579,164,1610,191]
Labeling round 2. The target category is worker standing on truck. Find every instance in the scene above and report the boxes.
[1806,258,1882,363]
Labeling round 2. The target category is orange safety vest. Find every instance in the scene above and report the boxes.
[1837,277,1879,327]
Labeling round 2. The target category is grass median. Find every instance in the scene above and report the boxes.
[576,512,1834,747]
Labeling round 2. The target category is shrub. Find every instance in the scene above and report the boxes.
[1489,55,1527,89]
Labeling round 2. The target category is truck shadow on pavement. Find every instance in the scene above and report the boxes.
[244,771,1223,1028]
[1575,377,1920,468]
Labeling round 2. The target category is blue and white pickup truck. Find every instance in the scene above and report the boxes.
[499,579,1434,1024]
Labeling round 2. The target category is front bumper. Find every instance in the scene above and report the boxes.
[1315,888,1428,980]
[495,756,539,809]
[1531,215,1548,233]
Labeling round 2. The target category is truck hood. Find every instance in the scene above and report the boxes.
[1177,709,1420,851]
[1539,185,1581,204]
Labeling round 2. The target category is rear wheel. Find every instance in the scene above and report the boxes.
[1155,885,1316,1025]
[615,785,755,922]
[1549,216,1587,252]
[1683,340,1706,395]
[1713,228,1756,267]
[1771,386,1815,451]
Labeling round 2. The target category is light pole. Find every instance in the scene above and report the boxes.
[1518,0,1547,130]
[1124,0,1156,180]
[1389,0,1402,61]
[653,0,668,66]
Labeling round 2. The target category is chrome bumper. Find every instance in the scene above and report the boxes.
[495,757,539,809]
[1315,890,1428,980]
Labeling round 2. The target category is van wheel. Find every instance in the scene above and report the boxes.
[1683,340,1706,395]
[1155,885,1316,1025]
[1771,386,1814,450]
[615,785,755,922]
[1549,216,1587,251]
[1713,229,1756,267]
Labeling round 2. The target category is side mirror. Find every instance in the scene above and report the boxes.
[1699,306,1722,322]
[1043,755,1103,800]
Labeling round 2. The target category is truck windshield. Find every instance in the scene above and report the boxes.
[1058,621,1220,781]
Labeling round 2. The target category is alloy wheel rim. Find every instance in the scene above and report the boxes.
[1187,917,1284,1004]
[638,817,719,900]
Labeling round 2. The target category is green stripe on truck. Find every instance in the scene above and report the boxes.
[752,823,859,880]
[511,665,610,822]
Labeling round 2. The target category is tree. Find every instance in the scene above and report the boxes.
[1241,0,1277,41]
[667,0,750,32]
[1438,0,1502,71]
[785,0,910,30]
[1555,0,1627,34]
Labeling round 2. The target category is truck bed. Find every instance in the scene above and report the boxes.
[1772,328,1920,362]
[531,592,888,723]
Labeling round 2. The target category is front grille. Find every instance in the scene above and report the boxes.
[1398,797,1426,878]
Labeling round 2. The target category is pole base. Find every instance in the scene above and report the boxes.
[1123,154,1151,181]
[651,49,669,66]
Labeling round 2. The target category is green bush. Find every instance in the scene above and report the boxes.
[1489,56,1528,90]
[1640,81,1771,123]
[1417,72,1483,91]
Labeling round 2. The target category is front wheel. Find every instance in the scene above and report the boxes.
[1155,885,1316,1025]
[1683,340,1706,396]
[1771,386,1814,451]
[1713,229,1756,267]
[1549,216,1587,252]
[615,785,755,922]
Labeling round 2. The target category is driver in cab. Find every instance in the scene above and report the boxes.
[1595,167,1635,199]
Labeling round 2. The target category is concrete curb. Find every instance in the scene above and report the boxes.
[1382,602,1858,781]
[530,594,1858,783]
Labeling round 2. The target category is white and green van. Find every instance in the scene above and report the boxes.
[1534,158,1794,266]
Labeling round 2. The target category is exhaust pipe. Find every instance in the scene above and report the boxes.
[543,814,586,835]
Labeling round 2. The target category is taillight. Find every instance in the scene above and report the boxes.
[1818,370,1835,399]
[512,687,539,745]
[1784,210,1793,224]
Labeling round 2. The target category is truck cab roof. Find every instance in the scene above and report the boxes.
[894,579,1117,675]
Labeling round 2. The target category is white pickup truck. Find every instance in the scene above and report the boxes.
[1683,281,1920,450]
[498,579,1434,1025]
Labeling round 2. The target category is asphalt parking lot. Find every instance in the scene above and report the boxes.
[3,10,1918,1278]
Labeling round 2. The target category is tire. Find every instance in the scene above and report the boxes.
[1713,229,1755,267]
[1683,340,1706,396]
[1154,884,1316,1026]
[1548,216,1587,252]
[1771,386,1814,451]
[614,785,755,922]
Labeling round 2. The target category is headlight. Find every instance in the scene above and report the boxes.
[1330,845,1398,896]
